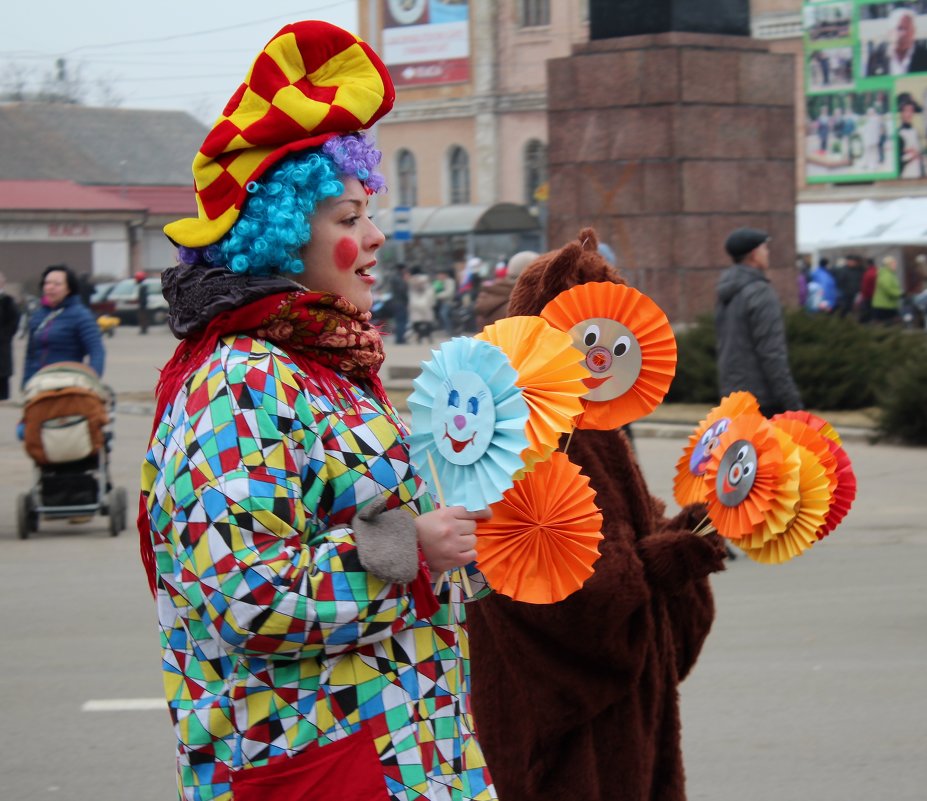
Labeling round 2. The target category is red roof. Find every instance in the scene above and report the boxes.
[95,184,196,215]
[0,180,145,212]
[0,180,197,216]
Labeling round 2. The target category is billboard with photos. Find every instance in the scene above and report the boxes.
[381,0,470,88]
[804,0,927,182]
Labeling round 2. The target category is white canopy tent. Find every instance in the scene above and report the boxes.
[798,197,927,253]
[376,203,540,237]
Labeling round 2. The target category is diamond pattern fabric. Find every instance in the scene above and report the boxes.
[141,334,494,800]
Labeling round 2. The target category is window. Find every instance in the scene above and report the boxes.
[396,149,418,207]
[524,139,547,205]
[448,146,470,204]
[521,0,550,28]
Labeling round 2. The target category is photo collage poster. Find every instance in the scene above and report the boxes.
[804,0,927,182]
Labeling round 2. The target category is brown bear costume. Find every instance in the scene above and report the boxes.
[468,228,727,801]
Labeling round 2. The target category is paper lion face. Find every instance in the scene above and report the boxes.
[568,316,643,403]
[432,370,496,466]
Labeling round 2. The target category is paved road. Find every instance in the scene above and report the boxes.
[1,325,924,800]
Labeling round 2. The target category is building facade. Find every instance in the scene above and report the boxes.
[0,103,204,297]
[359,0,590,271]
[753,0,927,293]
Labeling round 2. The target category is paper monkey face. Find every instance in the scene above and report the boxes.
[689,417,731,476]
[715,439,758,507]
[567,317,643,402]
[431,370,496,466]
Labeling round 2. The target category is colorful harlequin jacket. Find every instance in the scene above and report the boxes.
[141,278,495,801]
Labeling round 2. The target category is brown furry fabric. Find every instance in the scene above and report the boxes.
[473,277,517,329]
[506,227,626,317]
[468,228,726,801]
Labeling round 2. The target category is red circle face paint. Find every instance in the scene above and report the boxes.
[334,237,359,271]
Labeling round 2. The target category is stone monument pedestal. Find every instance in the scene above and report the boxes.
[546,32,796,322]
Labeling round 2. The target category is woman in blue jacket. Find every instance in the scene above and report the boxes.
[23,264,105,387]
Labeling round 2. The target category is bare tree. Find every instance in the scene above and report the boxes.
[37,58,86,104]
[0,62,31,101]
[95,75,124,108]
[0,58,122,107]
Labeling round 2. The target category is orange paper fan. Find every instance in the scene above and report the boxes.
[476,316,589,468]
[475,451,604,604]
[674,391,761,506]
[539,282,677,430]
[703,412,800,540]
[741,433,833,564]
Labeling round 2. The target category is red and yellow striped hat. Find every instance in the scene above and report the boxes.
[165,21,394,248]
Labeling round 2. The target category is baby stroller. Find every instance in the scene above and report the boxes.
[17,362,128,539]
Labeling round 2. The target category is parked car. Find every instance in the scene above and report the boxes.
[371,290,394,327]
[107,276,169,326]
[89,282,117,315]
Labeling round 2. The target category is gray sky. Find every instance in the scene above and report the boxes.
[5,1,358,122]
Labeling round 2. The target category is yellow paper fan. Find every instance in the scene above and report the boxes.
[539,282,677,430]
[703,413,801,540]
[771,416,838,519]
[476,316,589,468]
[475,452,604,604]
[673,391,761,506]
[741,435,833,564]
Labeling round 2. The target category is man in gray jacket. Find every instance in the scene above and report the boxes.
[715,227,803,417]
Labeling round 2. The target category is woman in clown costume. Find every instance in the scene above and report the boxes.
[139,21,495,801]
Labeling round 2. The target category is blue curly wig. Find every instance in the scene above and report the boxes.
[177,133,386,276]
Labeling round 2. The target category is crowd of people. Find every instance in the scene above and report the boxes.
[798,253,926,326]
[378,252,539,344]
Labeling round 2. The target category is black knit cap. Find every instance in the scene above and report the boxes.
[724,227,769,261]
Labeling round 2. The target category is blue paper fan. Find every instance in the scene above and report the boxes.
[407,337,530,511]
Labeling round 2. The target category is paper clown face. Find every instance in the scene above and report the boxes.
[689,417,731,476]
[673,391,761,508]
[432,372,496,466]
[570,318,643,403]
[715,439,758,507]
[540,282,676,430]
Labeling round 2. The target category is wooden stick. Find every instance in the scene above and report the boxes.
[562,426,576,456]
[424,452,477,598]
[425,451,446,507]
[460,567,474,598]
[426,451,449,594]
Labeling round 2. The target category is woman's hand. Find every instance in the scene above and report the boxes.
[415,506,491,574]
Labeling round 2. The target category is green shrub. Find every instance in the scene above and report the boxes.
[785,312,876,408]
[785,312,925,410]
[668,311,927,436]
[877,340,927,444]
[667,314,718,404]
